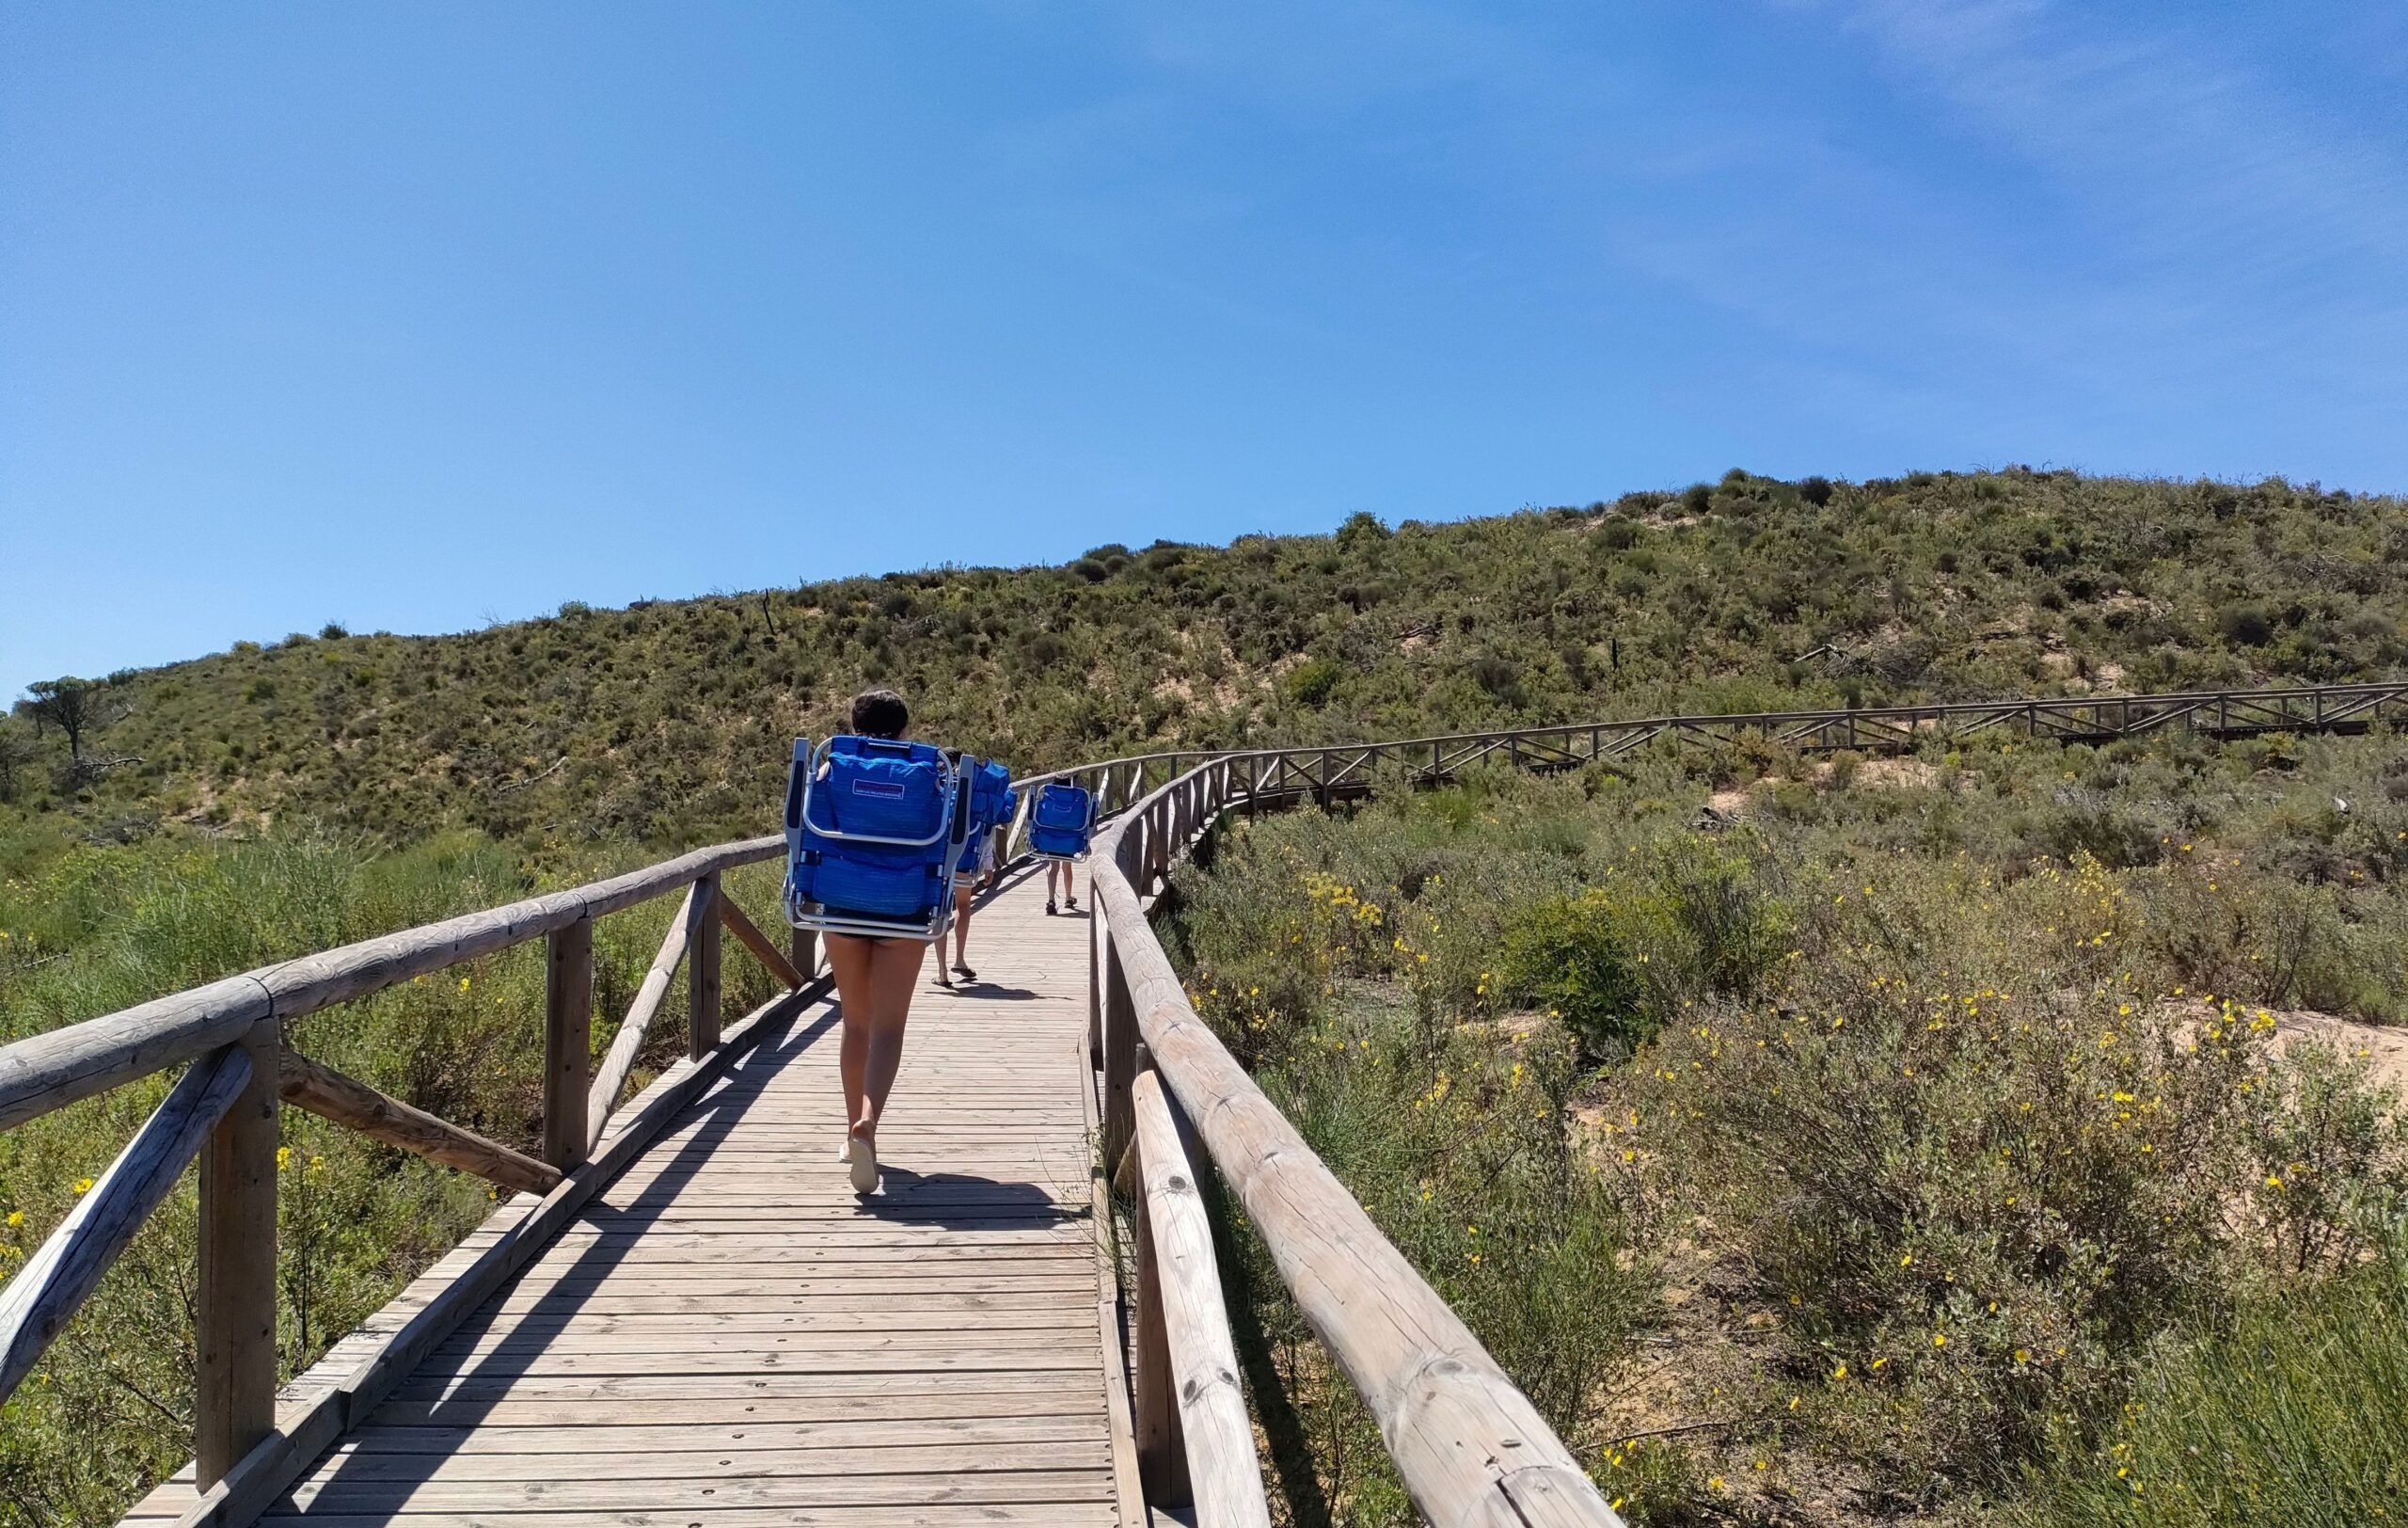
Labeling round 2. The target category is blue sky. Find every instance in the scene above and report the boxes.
[6,1,2405,696]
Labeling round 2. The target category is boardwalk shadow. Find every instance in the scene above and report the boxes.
[860,1164,1078,1231]
[950,980,1041,1001]
[281,997,833,1514]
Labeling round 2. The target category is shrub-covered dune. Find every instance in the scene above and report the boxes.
[7,469,2405,868]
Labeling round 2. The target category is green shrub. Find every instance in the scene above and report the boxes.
[1496,890,1650,1053]
[2018,1242,2408,1526]
[1286,657,1342,708]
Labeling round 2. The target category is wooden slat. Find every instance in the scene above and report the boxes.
[279,1049,560,1198]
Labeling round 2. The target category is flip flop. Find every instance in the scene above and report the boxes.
[845,1133,879,1195]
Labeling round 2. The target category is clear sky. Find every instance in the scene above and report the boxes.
[6,2,2406,697]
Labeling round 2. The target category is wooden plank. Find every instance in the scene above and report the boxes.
[380,1369,1105,1404]
[282,1471,1116,1513]
[541,918,594,1170]
[343,1413,1105,1451]
[248,1504,1112,1513]
[1133,1071,1270,1526]
[279,1049,560,1198]
[294,1438,1111,1481]
[0,1045,251,1404]
[366,1391,1103,1427]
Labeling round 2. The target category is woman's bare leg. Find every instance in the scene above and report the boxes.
[951,884,974,970]
[826,933,879,1138]
[856,939,925,1137]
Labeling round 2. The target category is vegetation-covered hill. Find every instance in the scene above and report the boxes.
[7,468,2405,869]
[1169,727,2408,1524]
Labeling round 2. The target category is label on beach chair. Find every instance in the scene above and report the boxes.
[850,779,907,799]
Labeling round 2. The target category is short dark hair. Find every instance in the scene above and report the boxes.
[850,689,909,739]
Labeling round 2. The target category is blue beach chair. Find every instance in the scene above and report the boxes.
[1029,781,1098,863]
[783,736,974,942]
[953,756,1016,883]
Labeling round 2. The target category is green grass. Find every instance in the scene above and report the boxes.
[2019,1245,2408,1527]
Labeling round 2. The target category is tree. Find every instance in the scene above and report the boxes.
[16,676,123,765]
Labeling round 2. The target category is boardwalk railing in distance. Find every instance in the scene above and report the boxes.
[999,678,2408,860]
[0,836,828,1526]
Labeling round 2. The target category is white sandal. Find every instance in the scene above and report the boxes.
[845,1132,879,1195]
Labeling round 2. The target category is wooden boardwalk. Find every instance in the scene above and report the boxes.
[127,868,1133,1526]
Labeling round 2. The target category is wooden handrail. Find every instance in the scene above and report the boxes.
[1093,761,1624,1528]
[277,1050,561,1198]
[0,1045,253,1406]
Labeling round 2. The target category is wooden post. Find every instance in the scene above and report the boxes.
[196,1015,278,1488]
[688,873,722,1061]
[542,917,594,1171]
[1102,937,1137,1163]
[791,924,817,984]
[1130,1110,1189,1506]
[1088,914,1105,1063]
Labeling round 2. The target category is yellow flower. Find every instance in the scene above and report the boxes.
[1932,1332,1947,1347]
[1830,1361,1847,1379]
[457,976,471,993]
[277,1146,293,1171]
[71,1177,93,1196]
[5,1209,22,1228]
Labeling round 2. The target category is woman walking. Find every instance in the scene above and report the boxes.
[936,748,983,988]
[819,688,932,1194]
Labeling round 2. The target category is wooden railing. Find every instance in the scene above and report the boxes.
[0,836,826,1523]
[1000,678,2408,863]
[1090,759,1625,1528]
